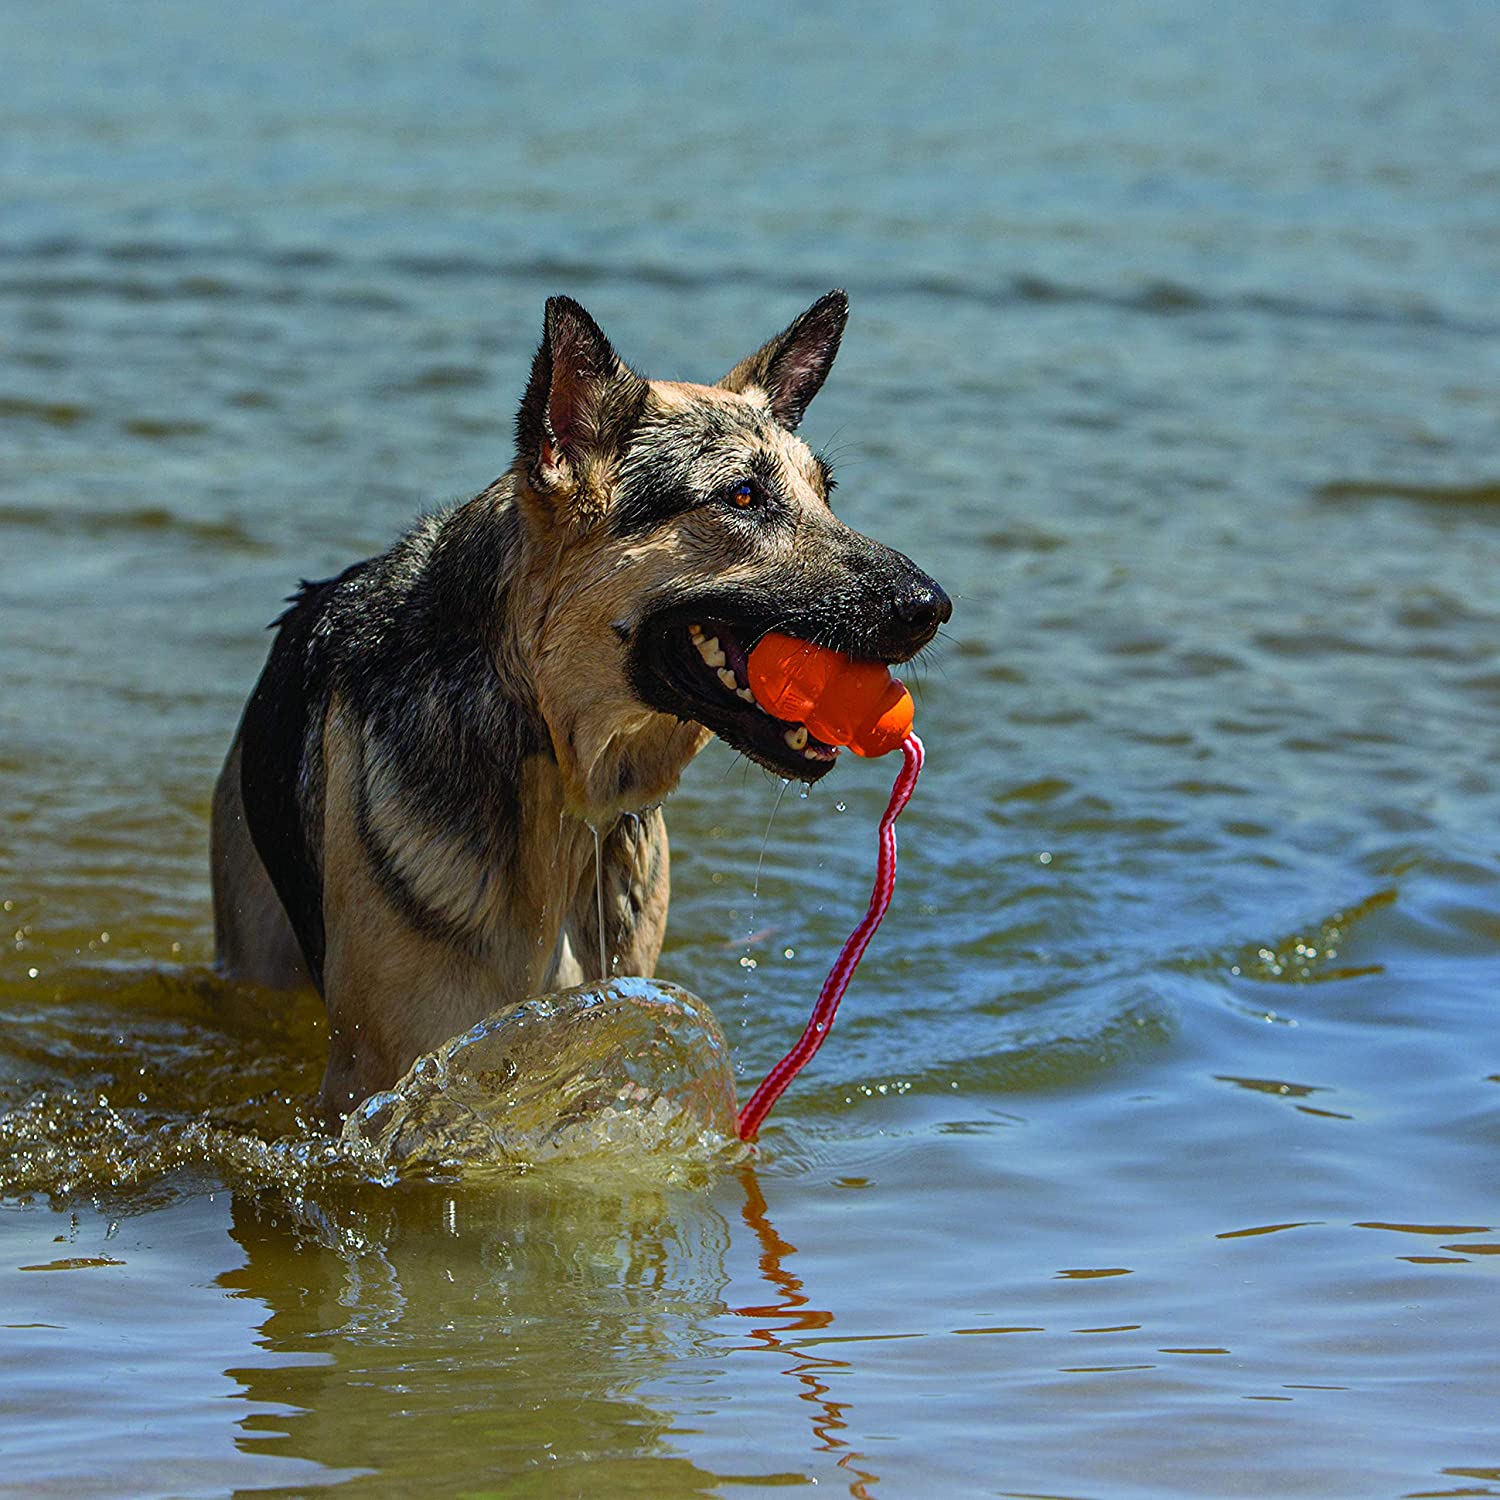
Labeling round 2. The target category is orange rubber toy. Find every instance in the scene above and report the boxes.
[747,633,913,756]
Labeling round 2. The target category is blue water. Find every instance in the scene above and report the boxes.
[3,2,1500,1495]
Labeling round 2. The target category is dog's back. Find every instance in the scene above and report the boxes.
[213,569,355,992]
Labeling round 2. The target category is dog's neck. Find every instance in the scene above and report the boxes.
[477,473,710,820]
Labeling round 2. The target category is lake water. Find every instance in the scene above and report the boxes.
[4,1,1500,1495]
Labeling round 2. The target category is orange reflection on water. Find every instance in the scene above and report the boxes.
[733,1166,880,1499]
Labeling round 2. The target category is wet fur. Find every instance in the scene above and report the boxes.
[211,292,948,1123]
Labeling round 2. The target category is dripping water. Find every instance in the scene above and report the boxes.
[735,778,793,1064]
[753,778,792,906]
[591,823,607,984]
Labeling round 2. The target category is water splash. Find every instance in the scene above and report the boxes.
[344,979,743,1177]
[0,967,742,1202]
[0,1088,388,1202]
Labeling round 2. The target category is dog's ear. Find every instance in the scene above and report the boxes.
[516,297,643,496]
[718,290,848,431]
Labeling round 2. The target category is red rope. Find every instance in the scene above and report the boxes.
[736,732,925,1141]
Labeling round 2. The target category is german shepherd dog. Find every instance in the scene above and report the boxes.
[211,292,950,1124]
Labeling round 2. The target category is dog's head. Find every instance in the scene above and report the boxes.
[509,292,950,812]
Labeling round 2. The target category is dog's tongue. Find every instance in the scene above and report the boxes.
[747,633,914,757]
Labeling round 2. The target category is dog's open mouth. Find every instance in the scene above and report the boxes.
[634,612,841,782]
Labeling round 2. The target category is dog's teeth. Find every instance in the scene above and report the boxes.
[736,686,755,702]
[717,667,738,692]
[784,726,809,751]
[803,748,822,759]
[689,623,703,640]
[695,635,727,669]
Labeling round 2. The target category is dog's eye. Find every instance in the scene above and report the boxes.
[729,481,757,509]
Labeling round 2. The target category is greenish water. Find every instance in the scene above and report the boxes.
[4,2,1500,1495]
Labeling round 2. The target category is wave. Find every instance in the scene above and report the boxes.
[0,235,1492,339]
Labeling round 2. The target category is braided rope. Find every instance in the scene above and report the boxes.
[737,732,925,1140]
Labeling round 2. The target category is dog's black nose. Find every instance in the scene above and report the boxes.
[892,579,952,649]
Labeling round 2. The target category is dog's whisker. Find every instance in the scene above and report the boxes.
[753,776,792,905]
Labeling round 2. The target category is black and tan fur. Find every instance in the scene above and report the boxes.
[211,292,950,1122]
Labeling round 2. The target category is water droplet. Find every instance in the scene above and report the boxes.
[590,823,607,984]
[798,786,810,800]
[835,801,846,813]
[1038,851,1053,865]
[783,947,795,959]
[738,956,757,970]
